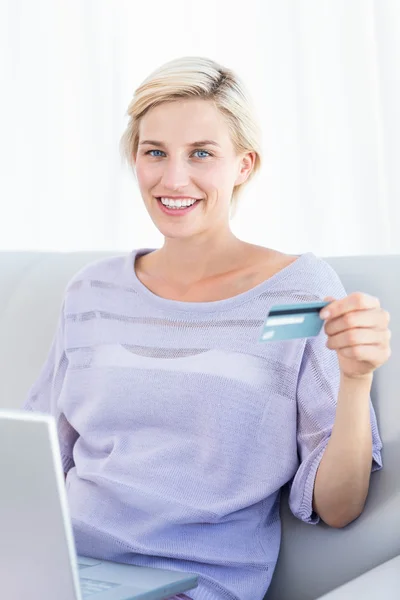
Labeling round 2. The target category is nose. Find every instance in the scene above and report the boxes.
[160,156,190,191]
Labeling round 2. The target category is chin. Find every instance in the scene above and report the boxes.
[157,226,201,240]
[148,201,212,239]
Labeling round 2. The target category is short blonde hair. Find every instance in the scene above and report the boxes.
[120,56,263,214]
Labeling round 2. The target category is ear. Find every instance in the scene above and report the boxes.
[234,152,256,186]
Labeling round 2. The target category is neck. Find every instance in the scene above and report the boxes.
[150,229,247,286]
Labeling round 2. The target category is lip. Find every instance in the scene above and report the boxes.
[154,195,202,200]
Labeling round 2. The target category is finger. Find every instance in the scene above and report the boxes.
[326,327,389,350]
[338,344,391,363]
[321,292,380,321]
[324,307,389,335]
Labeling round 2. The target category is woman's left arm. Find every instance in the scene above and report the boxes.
[313,293,392,528]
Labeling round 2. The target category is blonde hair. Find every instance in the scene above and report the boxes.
[120,56,263,215]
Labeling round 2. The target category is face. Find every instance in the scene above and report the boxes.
[133,98,255,240]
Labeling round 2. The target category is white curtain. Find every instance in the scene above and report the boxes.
[1,0,399,256]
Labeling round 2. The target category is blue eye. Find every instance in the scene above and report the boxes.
[146,150,165,157]
[193,150,211,158]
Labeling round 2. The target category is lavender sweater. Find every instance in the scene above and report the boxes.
[23,248,383,600]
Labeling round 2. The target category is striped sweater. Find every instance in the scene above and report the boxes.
[23,247,383,600]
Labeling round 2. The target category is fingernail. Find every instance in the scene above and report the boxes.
[320,310,330,319]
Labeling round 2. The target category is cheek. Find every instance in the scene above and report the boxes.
[135,161,157,188]
[199,162,228,187]
[204,164,235,196]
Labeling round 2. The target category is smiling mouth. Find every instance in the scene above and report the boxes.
[155,197,202,214]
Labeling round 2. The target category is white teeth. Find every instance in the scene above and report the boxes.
[160,197,198,209]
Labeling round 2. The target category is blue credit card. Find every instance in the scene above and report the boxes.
[259,300,331,342]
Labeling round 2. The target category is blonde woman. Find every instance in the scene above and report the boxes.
[24,56,391,600]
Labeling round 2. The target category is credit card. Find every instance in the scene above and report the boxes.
[259,300,330,342]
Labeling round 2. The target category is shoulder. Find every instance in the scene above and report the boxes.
[288,251,348,301]
[65,251,132,292]
[253,245,347,301]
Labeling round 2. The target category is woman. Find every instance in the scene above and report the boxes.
[24,56,391,600]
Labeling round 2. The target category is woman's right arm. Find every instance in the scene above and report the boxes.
[22,298,78,477]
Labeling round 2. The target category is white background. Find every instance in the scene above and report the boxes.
[1,0,399,256]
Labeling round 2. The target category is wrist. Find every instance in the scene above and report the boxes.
[340,371,373,385]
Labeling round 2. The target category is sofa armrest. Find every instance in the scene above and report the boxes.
[316,554,400,599]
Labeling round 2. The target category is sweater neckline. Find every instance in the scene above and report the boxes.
[124,247,315,313]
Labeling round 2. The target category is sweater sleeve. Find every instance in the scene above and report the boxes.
[22,298,78,474]
[288,278,383,525]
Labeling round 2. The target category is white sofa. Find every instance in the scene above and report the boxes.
[0,250,399,600]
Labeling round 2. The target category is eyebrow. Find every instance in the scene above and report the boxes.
[138,139,221,148]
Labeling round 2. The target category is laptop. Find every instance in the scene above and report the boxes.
[0,410,198,600]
